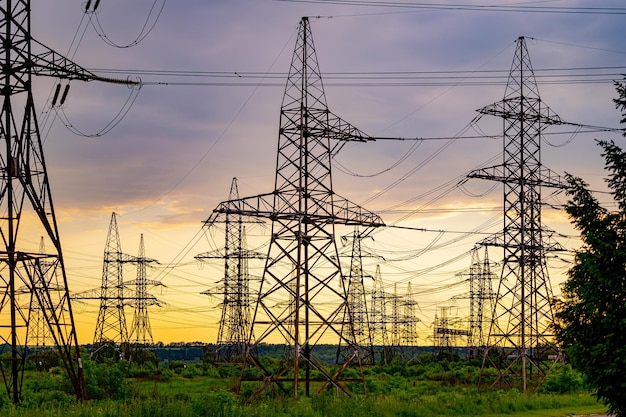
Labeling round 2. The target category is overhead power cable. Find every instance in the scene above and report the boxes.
[88,65,626,87]
[274,0,626,15]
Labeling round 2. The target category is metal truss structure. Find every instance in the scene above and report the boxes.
[385,282,420,361]
[0,1,135,402]
[337,228,375,366]
[75,214,159,359]
[433,306,469,356]
[197,178,264,363]
[466,246,495,358]
[205,17,384,399]
[127,234,163,347]
[468,36,566,391]
[369,265,390,364]
[91,213,130,358]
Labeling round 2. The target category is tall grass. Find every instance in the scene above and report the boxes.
[0,386,604,417]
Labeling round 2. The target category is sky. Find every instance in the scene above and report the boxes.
[16,0,626,344]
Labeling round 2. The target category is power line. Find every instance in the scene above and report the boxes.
[274,0,626,15]
[88,65,626,87]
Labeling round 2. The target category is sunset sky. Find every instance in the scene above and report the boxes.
[21,1,626,344]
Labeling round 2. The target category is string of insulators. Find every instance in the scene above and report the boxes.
[85,0,101,12]
[52,84,70,107]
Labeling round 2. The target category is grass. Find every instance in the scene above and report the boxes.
[0,359,609,417]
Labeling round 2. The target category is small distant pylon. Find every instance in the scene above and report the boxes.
[369,265,390,364]
[402,283,420,357]
[197,178,264,363]
[388,283,401,357]
[127,234,163,347]
[467,246,495,357]
[337,227,375,366]
[28,238,55,356]
[433,306,469,357]
[469,36,566,391]
[91,212,130,359]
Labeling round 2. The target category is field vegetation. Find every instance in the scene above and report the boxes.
[0,349,607,417]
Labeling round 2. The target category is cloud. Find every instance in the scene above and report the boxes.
[16,0,626,343]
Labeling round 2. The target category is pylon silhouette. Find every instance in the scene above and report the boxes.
[197,178,264,363]
[469,36,566,391]
[0,1,136,402]
[205,17,384,399]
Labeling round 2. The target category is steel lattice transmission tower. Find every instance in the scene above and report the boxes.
[467,246,495,358]
[337,228,375,366]
[197,178,264,363]
[468,36,566,391]
[27,238,54,354]
[127,234,163,347]
[369,265,390,364]
[433,306,469,357]
[0,1,134,402]
[402,283,420,349]
[205,17,384,399]
[91,213,129,358]
[74,215,160,358]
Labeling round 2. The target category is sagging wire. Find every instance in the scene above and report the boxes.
[85,0,167,49]
[55,78,142,138]
[334,139,422,178]
[543,124,582,147]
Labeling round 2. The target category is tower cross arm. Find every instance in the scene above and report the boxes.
[331,195,385,227]
[477,97,564,126]
[324,110,375,143]
[30,40,140,86]
[205,191,385,228]
[467,164,570,189]
[204,192,277,225]
[71,287,112,300]
[117,253,159,264]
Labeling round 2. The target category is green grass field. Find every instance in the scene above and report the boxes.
[0,355,608,417]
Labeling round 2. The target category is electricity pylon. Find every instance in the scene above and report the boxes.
[337,227,375,366]
[75,214,159,358]
[369,265,390,364]
[467,246,495,357]
[0,1,137,402]
[197,178,264,363]
[91,212,131,358]
[433,306,469,357]
[127,234,163,347]
[27,238,54,354]
[468,36,566,391]
[388,283,402,358]
[205,17,384,400]
[402,282,420,356]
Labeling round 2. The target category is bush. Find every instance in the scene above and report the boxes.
[539,364,585,394]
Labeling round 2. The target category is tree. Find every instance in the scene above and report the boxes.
[554,76,626,416]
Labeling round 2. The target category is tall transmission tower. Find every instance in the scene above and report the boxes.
[0,1,136,402]
[337,228,375,366]
[127,234,163,347]
[468,36,566,391]
[197,178,264,363]
[205,17,384,399]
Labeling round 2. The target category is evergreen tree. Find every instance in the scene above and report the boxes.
[554,76,626,416]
